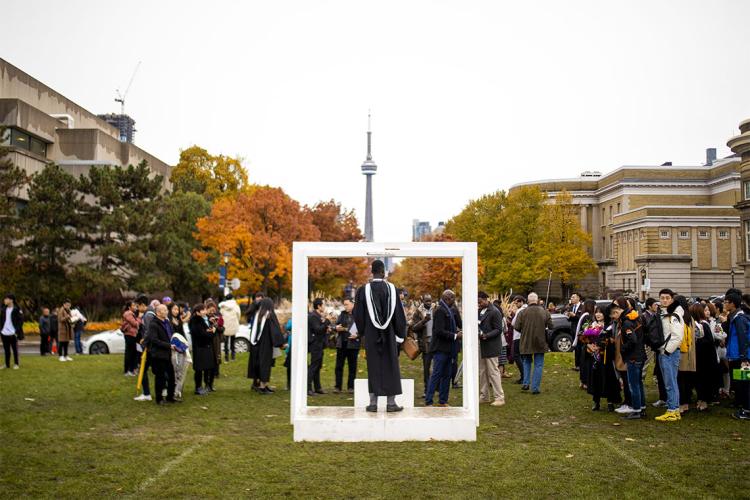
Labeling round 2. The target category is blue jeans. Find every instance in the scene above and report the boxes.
[626,361,645,410]
[74,329,83,354]
[659,350,681,411]
[425,352,452,405]
[521,353,544,392]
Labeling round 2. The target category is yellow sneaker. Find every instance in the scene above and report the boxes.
[654,410,680,422]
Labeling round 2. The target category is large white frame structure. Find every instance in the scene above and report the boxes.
[291,241,479,442]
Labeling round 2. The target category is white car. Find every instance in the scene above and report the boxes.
[84,326,253,355]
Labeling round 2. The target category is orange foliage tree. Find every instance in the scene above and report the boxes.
[306,200,369,297]
[389,234,464,300]
[193,186,320,297]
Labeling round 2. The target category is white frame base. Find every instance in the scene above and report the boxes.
[291,242,479,442]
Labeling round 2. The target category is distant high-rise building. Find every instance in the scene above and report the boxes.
[433,222,446,235]
[412,219,432,241]
[97,113,136,143]
[361,113,377,242]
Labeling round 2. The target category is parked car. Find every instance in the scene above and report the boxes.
[85,326,253,355]
[84,329,125,355]
[546,313,574,353]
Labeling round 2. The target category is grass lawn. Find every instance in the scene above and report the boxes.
[1,350,748,499]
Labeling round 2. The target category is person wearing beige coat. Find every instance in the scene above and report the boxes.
[56,300,74,361]
[219,295,241,362]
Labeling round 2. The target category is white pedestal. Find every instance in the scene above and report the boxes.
[353,378,414,409]
[293,406,476,442]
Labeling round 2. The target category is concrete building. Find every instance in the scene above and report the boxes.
[0,57,171,199]
[729,117,750,290]
[511,152,743,299]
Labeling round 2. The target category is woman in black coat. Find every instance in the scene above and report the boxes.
[247,298,283,394]
[691,303,721,410]
[190,304,216,395]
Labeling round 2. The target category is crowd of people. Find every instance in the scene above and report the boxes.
[2,280,748,421]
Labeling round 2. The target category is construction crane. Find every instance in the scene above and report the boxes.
[114,61,141,142]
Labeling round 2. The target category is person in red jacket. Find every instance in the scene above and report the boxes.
[121,301,141,376]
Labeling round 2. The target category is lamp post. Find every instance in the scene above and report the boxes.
[731,267,736,288]
[220,252,231,297]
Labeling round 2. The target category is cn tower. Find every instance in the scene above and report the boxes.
[361,112,377,242]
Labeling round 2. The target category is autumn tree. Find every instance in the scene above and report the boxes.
[307,200,369,296]
[389,234,463,299]
[537,190,597,298]
[170,145,248,200]
[194,186,320,297]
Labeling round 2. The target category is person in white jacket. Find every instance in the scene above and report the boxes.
[655,289,685,422]
[219,295,242,362]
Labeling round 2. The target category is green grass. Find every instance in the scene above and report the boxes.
[0,351,748,499]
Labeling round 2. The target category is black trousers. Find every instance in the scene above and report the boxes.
[729,360,750,410]
[513,339,524,380]
[422,351,434,393]
[59,341,69,358]
[40,332,49,355]
[124,335,137,373]
[194,369,214,390]
[334,348,359,390]
[2,335,19,367]
[678,370,697,405]
[308,348,323,391]
[223,336,236,359]
[151,358,175,402]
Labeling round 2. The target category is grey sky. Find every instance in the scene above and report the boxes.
[3,0,749,241]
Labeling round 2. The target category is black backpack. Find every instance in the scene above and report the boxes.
[645,312,666,350]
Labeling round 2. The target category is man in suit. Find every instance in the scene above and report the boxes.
[425,290,462,407]
[307,298,331,396]
[145,304,177,405]
[478,291,505,407]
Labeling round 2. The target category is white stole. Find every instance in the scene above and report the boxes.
[364,279,397,330]
[250,311,269,345]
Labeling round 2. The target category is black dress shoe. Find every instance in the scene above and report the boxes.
[625,411,642,420]
[387,404,404,412]
[607,403,615,412]
[531,390,540,395]
[591,402,601,411]
[521,385,529,391]
[315,389,327,394]
[366,404,377,412]
[264,386,275,393]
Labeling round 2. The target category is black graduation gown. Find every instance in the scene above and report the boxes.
[695,321,720,402]
[587,326,622,404]
[353,281,407,396]
[247,317,278,382]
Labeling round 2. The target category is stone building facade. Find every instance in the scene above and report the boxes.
[511,155,743,299]
[729,117,750,290]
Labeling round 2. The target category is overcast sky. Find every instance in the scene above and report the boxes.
[3,0,750,241]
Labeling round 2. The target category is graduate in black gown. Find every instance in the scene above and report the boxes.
[353,260,407,412]
[247,298,283,394]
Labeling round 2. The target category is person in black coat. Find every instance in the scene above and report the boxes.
[613,297,646,419]
[478,291,505,406]
[307,298,331,396]
[691,303,721,410]
[145,304,176,404]
[248,298,283,394]
[334,298,360,393]
[190,304,216,395]
[425,290,462,407]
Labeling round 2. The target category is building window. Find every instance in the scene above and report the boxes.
[6,127,48,158]
[678,230,689,239]
[719,230,729,239]
[660,229,671,239]
[745,181,750,200]
[698,230,709,239]
[617,203,621,214]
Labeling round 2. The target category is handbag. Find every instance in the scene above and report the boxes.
[402,335,420,360]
